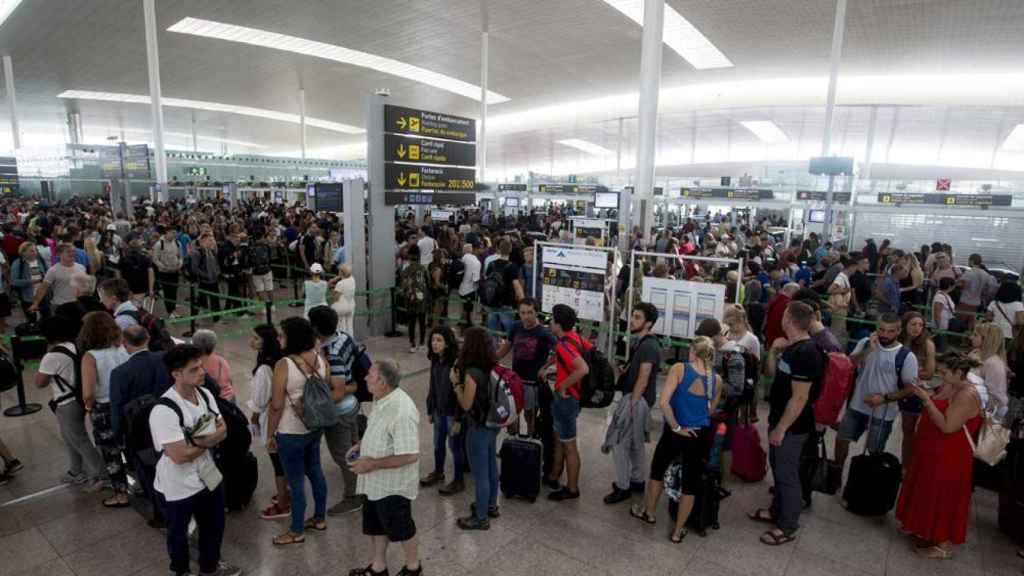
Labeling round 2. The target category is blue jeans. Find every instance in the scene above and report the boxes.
[277,431,328,534]
[467,425,499,520]
[551,393,580,441]
[433,415,464,482]
[487,309,515,337]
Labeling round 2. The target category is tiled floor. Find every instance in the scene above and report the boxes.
[0,301,1019,576]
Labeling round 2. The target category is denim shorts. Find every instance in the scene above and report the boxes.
[551,392,580,441]
[837,409,894,453]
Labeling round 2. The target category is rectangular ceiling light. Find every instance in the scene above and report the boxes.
[600,0,732,70]
[1001,124,1024,151]
[0,0,23,28]
[557,138,614,156]
[57,90,364,134]
[168,17,509,104]
[740,120,788,144]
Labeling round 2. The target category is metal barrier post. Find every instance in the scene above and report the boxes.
[385,286,401,337]
[265,300,273,326]
[3,336,42,416]
[183,283,197,338]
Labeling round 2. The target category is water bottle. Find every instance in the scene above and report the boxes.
[707,421,728,471]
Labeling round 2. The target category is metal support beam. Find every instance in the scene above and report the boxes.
[821,0,847,241]
[143,0,168,201]
[479,29,488,182]
[634,0,664,244]
[3,56,19,150]
[299,88,307,160]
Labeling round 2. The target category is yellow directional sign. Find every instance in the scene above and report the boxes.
[383,134,475,166]
[409,144,420,160]
[397,144,406,159]
[385,164,476,191]
[397,173,407,187]
[408,117,420,133]
[397,117,407,130]
[384,105,475,142]
[409,172,420,188]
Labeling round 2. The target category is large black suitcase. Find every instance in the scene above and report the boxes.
[999,436,1023,540]
[668,471,721,537]
[499,437,541,502]
[221,452,258,511]
[842,451,902,516]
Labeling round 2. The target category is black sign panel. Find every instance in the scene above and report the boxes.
[384,133,475,166]
[385,191,477,206]
[385,164,475,191]
[99,146,122,179]
[538,184,609,194]
[314,183,344,212]
[809,156,855,176]
[796,190,852,203]
[122,144,151,179]
[680,187,774,201]
[0,156,17,193]
[876,193,1012,207]
[498,183,528,192]
[384,104,475,142]
[624,186,664,195]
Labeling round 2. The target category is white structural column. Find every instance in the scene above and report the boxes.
[299,88,307,160]
[861,105,879,183]
[191,111,198,153]
[479,28,489,181]
[143,0,168,201]
[633,0,664,246]
[821,0,847,241]
[3,56,19,150]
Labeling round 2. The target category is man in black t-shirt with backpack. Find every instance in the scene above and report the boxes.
[482,240,523,337]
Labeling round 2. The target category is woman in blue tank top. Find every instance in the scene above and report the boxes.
[630,336,720,543]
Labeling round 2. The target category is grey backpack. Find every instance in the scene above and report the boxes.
[289,355,339,432]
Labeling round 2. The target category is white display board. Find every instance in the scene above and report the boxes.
[571,218,608,246]
[540,246,607,322]
[641,277,726,339]
[431,209,453,222]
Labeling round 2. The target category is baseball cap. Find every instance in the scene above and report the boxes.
[310,263,324,274]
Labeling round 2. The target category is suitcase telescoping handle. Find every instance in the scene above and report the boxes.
[862,407,887,456]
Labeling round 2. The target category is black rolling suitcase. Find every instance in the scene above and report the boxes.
[222,452,259,511]
[998,427,1023,540]
[499,436,541,502]
[669,471,721,537]
[13,321,47,361]
[842,450,902,516]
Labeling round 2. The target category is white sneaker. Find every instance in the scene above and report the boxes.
[419,345,428,353]
[409,346,418,354]
[60,471,87,485]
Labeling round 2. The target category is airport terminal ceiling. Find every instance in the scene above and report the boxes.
[0,0,1020,177]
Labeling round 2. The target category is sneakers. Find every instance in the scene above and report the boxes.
[438,479,464,496]
[456,515,490,530]
[603,486,632,505]
[60,471,88,485]
[199,561,242,576]
[327,498,363,516]
[419,471,444,487]
[409,346,418,354]
[548,488,580,501]
[260,502,291,520]
[470,502,500,518]
[4,458,23,474]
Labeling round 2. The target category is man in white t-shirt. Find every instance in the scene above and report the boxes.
[416,227,436,267]
[35,316,105,487]
[29,243,85,311]
[459,243,481,326]
[150,344,241,576]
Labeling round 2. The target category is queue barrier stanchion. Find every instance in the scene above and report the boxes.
[3,336,42,417]
[265,301,274,325]
[290,268,303,308]
[183,283,197,338]
[385,286,401,338]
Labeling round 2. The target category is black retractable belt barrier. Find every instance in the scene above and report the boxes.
[265,301,274,326]
[3,336,42,417]
[183,284,197,338]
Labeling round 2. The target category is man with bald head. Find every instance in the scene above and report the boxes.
[110,324,173,527]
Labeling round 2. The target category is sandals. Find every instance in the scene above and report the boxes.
[273,531,306,546]
[304,518,327,531]
[747,508,775,524]
[629,504,656,525]
[670,527,688,543]
[915,545,952,560]
[760,529,796,546]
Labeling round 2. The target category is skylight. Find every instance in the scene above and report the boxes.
[599,0,732,70]
[1000,124,1024,151]
[167,17,509,104]
[557,138,614,156]
[740,120,788,144]
[0,0,23,28]
[57,90,364,134]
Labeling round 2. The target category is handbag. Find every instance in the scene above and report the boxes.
[964,408,1011,466]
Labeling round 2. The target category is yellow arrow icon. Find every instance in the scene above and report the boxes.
[397,117,407,129]
[397,144,406,158]
[397,173,407,187]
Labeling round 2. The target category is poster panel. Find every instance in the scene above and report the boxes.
[540,246,607,322]
[641,277,726,339]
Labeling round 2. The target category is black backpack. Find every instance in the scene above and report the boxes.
[479,260,508,308]
[49,345,84,410]
[116,309,175,352]
[557,335,616,409]
[250,243,272,276]
[351,344,373,403]
[124,393,162,466]
[446,258,465,293]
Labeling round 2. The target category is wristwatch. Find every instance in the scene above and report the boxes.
[672,424,682,433]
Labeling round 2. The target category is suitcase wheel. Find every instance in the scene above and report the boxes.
[712,522,720,530]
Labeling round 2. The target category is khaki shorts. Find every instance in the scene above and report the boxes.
[253,272,274,293]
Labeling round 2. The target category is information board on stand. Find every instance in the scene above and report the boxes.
[642,277,726,339]
[0,157,18,194]
[540,246,607,322]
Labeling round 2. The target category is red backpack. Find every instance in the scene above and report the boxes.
[492,365,524,414]
[813,352,855,426]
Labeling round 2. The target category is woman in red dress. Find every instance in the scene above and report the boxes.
[896,351,982,559]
